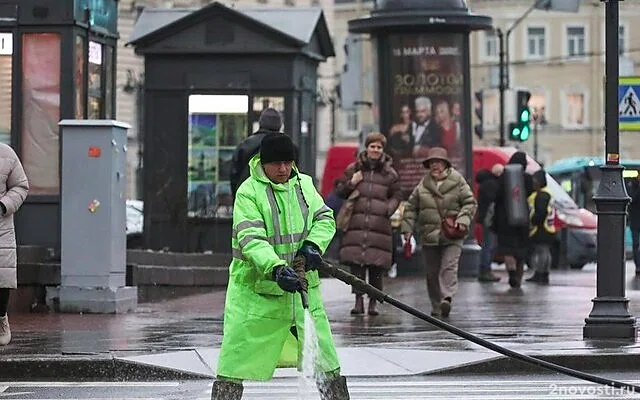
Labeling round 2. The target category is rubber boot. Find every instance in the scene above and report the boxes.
[0,315,10,346]
[526,272,549,284]
[367,298,378,316]
[211,380,243,400]
[318,375,350,400]
[350,295,364,315]
[508,270,520,288]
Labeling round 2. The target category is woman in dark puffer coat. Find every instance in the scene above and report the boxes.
[335,132,403,316]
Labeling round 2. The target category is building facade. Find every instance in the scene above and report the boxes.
[116,0,336,196]
[333,0,640,166]
[468,0,640,165]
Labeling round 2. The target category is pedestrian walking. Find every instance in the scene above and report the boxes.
[627,174,640,275]
[526,170,557,284]
[229,108,293,198]
[401,147,477,318]
[335,132,403,316]
[0,144,29,346]
[493,151,534,288]
[475,163,503,283]
[213,133,349,400]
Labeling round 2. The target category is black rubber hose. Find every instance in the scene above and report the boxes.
[319,260,640,392]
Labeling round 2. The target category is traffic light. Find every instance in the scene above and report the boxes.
[474,90,483,139]
[509,90,531,142]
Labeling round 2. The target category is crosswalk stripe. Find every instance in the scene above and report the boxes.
[0,383,179,387]
[3,379,640,400]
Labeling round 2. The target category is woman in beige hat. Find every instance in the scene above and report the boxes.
[401,147,476,318]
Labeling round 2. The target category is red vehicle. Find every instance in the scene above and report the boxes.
[320,144,359,198]
[473,146,597,269]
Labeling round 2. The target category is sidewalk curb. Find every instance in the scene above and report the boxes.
[2,352,639,381]
[0,355,211,381]
[428,353,640,376]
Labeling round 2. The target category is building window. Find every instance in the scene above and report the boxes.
[481,90,499,130]
[484,30,498,59]
[88,41,103,118]
[527,27,546,58]
[75,36,86,119]
[566,26,585,57]
[104,45,115,119]
[187,94,248,219]
[345,110,358,136]
[619,25,626,55]
[562,91,586,129]
[0,33,12,145]
[251,96,285,133]
[528,91,548,125]
[22,33,62,195]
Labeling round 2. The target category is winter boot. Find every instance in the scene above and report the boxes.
[350,295,364,315]
[318,375,350,400]
[478,271,500,282]
[526,272,549,284]
[211,380,243,400]
[440,297,452,318]
[0,315,10,346]
[368,298,379,316]
[508,270,520,288]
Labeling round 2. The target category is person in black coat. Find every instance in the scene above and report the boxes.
[492,151,534,288]
[230,108,293,199]
[475,164,504,282]
[627,175,640,274]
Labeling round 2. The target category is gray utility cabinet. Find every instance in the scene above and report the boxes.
[55,120,137,314]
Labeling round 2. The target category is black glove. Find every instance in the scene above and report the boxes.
[273,265,303,293]
[296,241,322,271]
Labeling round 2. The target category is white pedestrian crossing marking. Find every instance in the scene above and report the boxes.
[1,379,640,399]
[619,86,640,117]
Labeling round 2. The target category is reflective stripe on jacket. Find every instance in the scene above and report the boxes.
[216,154,339,381]
[528,187,556,237]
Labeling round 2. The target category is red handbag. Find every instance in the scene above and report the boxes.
[428,188,468,240]
[403,238,413,259]
[440,215,468,240]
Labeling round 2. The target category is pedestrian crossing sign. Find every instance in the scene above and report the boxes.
[619,76,640,131]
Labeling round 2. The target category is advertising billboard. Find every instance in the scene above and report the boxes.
[385,33,466,193]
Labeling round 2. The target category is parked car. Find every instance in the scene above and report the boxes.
[126,200,144,249]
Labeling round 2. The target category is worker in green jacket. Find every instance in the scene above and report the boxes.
[212,133,350,400]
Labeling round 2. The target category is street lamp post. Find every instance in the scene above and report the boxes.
[583,0,637,340]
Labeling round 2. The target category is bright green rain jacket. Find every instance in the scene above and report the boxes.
[216,154,340,381]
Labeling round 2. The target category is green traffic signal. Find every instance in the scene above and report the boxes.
[520,125,530,141]
[520,109,530,123]
[511,127,521,138]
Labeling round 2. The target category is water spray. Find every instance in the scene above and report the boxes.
[319,259,640,392]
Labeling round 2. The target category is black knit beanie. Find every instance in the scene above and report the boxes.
[258,108,282,132]
[260,133,296,164]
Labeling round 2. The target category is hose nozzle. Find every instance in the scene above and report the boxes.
[299,289,309,309]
